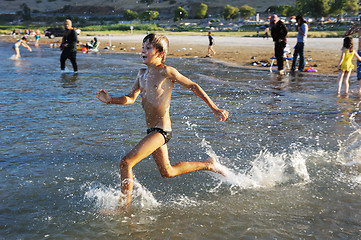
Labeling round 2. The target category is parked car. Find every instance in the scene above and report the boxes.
[44,28,64,39]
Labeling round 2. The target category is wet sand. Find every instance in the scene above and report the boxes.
[1,34,353,75]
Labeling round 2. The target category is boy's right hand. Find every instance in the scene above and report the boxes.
[96,89,111,103]
[213,108,229,122]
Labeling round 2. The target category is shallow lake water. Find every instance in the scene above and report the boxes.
[1,40,361,239]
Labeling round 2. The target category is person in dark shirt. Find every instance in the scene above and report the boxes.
[270,15,288,75]
[206,31,216,57]
[60,19,78,73]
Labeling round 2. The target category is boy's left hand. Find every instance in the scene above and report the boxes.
[214,109,229,122]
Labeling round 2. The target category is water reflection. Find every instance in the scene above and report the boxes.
[271,72,291,91]
[60,73,79,88]
[336,96,357,124]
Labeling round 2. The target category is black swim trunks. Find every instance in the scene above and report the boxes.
[147,128,172,144]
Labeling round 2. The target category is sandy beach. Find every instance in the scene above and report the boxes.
[1,34,353,75]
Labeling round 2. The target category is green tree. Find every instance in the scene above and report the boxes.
[195,3,208,19]
[295,0,331,18]
[238,4,255,19]
[223,4,238,20]
[140,10,159,21]
[123,9,138,21]
[344,0,359,15]
[278,5,297,16]
[330,0,348,15]
[174,6,188,22]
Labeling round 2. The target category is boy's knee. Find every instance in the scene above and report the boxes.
[119,157,131,170]
[160,172,172,179]
[159,168,175,178]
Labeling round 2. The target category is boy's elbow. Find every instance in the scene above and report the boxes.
[189,82,200,92]
[124,96,136,105]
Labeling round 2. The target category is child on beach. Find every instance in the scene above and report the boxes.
[12,36,32,59]
[34,28,41,47]
[206,31,216,57]
[337,36,361,95]
[96,33,229,209]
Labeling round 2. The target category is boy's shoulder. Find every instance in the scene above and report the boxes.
[160,64,179,77]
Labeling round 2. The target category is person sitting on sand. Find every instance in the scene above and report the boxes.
[96,33,229,209]
[337,36,361,95]
[86,37,99,50]
[12,36,32,59]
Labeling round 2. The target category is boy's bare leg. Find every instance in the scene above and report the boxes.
[152,142,225,178]
[119,132,165,208]
[118,131,226,209]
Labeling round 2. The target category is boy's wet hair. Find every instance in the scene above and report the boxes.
[143,33,169,62]
[343,36,353,51]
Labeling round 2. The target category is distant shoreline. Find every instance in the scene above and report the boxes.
[0,34,348,76]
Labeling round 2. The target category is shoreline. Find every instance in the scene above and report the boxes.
[0,34,350,76]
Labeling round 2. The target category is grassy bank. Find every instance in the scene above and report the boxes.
[0,23,347,38]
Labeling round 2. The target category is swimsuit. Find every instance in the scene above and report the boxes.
[208,35,214,46]
[147,128,172,144]
[340,50,354,72]
[12,40,20,49]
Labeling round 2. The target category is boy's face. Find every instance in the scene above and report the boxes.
[141,41,162,65]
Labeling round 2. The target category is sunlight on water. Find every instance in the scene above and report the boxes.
[337,101,361,166]
[84,179,160,211]
[2,41,361,239]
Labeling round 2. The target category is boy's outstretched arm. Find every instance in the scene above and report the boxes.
[166,66,229,122]
[96,74,141,105]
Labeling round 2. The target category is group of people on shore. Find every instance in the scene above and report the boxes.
[269,14,361,96]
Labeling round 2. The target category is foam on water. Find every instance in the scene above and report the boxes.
[83,178,159,211]
[337,101,361,166]
[186,118,311,190]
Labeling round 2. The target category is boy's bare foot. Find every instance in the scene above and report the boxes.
[206,157,227,176]
[99,208,118,215]
[99,205,128,215]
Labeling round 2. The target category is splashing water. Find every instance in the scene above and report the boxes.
[337,101,361,166]
[185,118,311,191]
[84,178,159,211]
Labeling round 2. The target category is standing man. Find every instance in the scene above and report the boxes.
[291,16,309,72]
[270,14,288,75]
[60,19,78,73]
[345,17,361,94]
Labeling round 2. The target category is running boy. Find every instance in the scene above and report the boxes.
[12,36,32,59]
[96,33,229,208]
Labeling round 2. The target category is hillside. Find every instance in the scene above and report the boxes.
[1,0,296,16]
